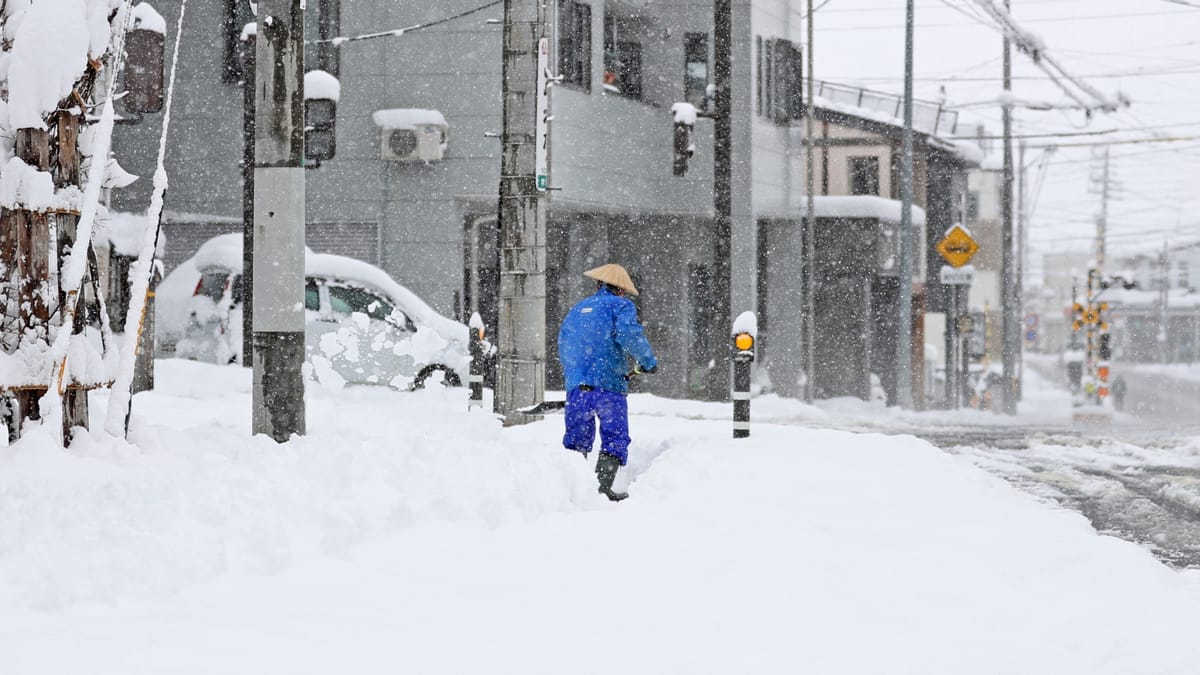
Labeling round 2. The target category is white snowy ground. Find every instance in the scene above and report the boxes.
[2,360,1200,674]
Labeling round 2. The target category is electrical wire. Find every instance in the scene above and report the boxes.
[313,0,503,45]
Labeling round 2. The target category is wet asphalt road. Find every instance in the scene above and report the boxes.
[910,361,1200,569]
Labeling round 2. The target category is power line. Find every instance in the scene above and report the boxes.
[954,121,1200,140]
[833,66,1200,83]
[1031,134,1200,148]
[313,0,502,45]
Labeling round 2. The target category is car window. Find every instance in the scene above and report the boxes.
[327,284,395,322]
[304,279,320,311]
[195,271,230,301]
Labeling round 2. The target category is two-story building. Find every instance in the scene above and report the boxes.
[113,0,976,404]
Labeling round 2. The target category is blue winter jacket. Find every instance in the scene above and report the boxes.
[558,286,658,394]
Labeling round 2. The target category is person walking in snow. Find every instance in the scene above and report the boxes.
[558,263,658,501]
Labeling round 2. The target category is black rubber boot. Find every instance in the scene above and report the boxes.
[595,452,629,502]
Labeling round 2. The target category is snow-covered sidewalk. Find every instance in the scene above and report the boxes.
[2,360,1199,674]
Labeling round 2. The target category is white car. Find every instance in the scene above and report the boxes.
[157,234,472,389]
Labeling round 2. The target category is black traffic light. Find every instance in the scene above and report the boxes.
[1099,332,1112,360]
[305,98,337,162]
[124,28,164,114]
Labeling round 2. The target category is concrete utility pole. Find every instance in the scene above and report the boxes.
[999,0,1018,415]
[252,0,306,441]
[242,31,256,367]
[494,0,547,422]
[1015,139,1026,400]
[1096,146,1110,272]
[706,0,733,402]
[896,0,915,409]
[803,0,816,404]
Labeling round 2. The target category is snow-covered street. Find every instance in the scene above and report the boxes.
[3,360,1200,674]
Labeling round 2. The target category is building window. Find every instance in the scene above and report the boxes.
[757,37,804,124]
[603,9,642,99]
[849,156,880,196]
[558,0,592,91]
[684,33,708,107]
[755,37,762,116]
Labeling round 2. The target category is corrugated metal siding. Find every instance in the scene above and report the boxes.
[305,222,380,265]
[160,221,380,274]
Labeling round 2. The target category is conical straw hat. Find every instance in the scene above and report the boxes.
[583,263,638,296]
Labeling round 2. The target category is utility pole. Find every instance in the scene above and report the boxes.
[1015,139,1025,400]
[707,0,733,402]
[252,0,306,441]
[896,0,915,409]
[494,0,547,422]
[1159,241,1169,364]
[242,31,256,367]
[999,0,1018,415]
[803,0,816,403]
[1096,147,1110,272]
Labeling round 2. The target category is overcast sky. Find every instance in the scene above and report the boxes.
[808,0,1200,270]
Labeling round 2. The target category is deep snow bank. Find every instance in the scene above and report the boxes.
[1,360,1199,674]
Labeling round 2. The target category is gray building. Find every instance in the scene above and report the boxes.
[114,0,974,402]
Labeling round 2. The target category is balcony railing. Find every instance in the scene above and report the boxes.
[811,80,958,137]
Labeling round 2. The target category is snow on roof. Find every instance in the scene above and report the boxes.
[1104,287,1200,309]
[812,82,979,166]
[799,196,927,226]
[131,2,167,34]
[304,70,340,102]
[372,108,447,130]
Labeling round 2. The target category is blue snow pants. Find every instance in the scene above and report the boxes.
[562,387,630,465]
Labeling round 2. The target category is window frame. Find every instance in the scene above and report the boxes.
[558,0,593,91]
[684,32,709,108]
[848,156,881,197]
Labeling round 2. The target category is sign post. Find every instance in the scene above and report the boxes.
[936,225,979,410]
[535,36,549,192]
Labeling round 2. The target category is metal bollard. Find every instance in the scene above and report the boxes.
[731,311,757,439]
[468,312,485,409]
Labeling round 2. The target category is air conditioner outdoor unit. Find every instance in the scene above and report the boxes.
[380,125,445,162]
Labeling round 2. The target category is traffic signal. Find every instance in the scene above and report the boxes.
[732,331,755,362]
[1099,332,1112,360]
[124,27,164,114]
[305,98,337,162]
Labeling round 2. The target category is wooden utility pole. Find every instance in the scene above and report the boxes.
[1,47,111,444]
[494,0,547,422]
[252,0,306,441]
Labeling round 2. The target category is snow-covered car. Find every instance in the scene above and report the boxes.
[157,234,472,389]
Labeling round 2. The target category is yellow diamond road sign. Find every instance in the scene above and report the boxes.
[936,225,980,268]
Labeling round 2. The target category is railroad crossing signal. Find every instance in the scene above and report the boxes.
[936,225,980,268]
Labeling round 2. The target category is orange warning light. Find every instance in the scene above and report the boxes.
[734,333,754,351]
